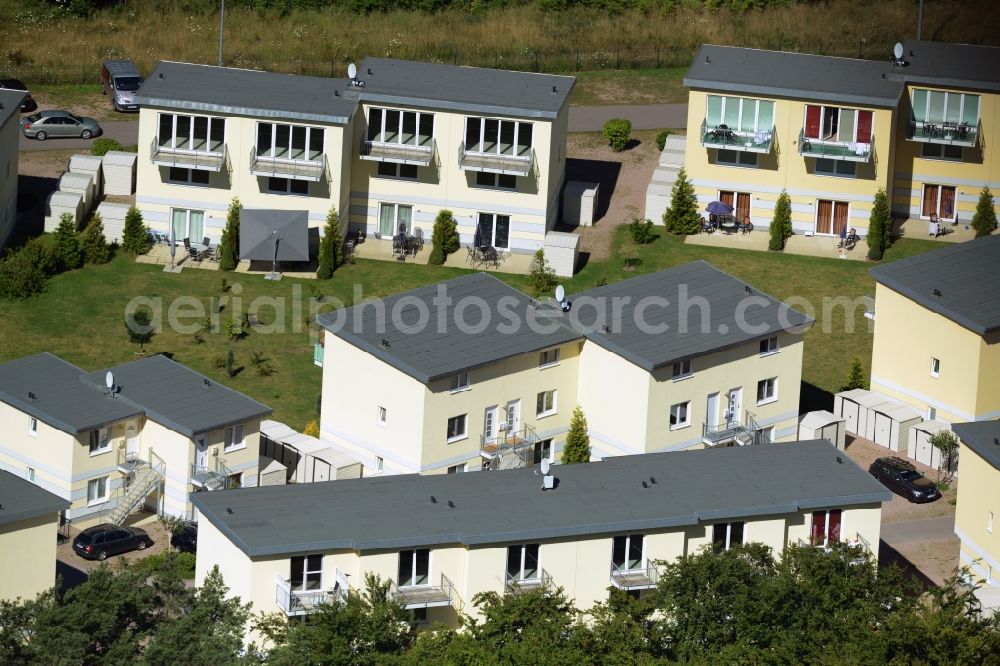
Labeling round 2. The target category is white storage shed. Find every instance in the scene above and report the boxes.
[58,172,95,216]
[865,401,924,451]
[258,459,288,487]
[259,419,364,484]
[562,181,600,227]
[102,150,137,195]
[908,420,957,473]
[68,154,103,195]
[834,388,893,437]
[798,410,847,450]
[96,201,131,244]
[543,231,579,278]
[44,191,84,232]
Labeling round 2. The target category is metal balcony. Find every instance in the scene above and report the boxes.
[190,456,230,491]
[505,569,553,595]
[150,137,226,172]
[797,128,872,163]
[702,411,772,448]
[700,119,774,154]
[907,119,980,147]
[481,423,539,470]
[389,573,459,610]
[360,138,435,166]
[610,561,660,590]
[250,148,326,182]
[458,142,533,177]
[275,570,348,617]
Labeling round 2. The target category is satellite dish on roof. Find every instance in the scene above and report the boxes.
[540,458,551,475]
[347,63,357,80]
[893,42,904,60]
[555,285,565,302]
[105,371,114,390]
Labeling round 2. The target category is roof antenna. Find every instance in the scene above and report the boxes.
[447,500,455,509]
[430,495,437,503]
[641,480,648,488]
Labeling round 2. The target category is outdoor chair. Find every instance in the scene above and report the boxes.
[414,228,425,251]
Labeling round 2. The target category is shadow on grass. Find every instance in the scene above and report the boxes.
[564,157,622,224]
[57,559,89,594]
[800,380,834,414]
[878,539,939,593]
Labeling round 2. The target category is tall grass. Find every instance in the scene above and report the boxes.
[2,1,998,82]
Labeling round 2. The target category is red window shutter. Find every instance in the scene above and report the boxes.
[811,511,826,545]
[829,509,842,542]
[856,111,873,143]
[805,106,821,139]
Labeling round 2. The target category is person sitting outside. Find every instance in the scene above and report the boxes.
[928,218,941,238]
[739,215,753,234]
[700,216,714,233]
[844,228,859,249]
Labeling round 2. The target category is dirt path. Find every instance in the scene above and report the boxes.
[564,129,665,261]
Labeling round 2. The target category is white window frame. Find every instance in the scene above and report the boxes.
[28,417,38,436]
[474,171,517,190]
[367,107,434,147]
[802,105,873,144]
[716,150,758,168]
[398,548,431,587]
[612,533,645,571]
[290,553,324,592]
[157,112,226,154]
[669,401,691,430]
[26,467,35,482]
[464,116,533,156]
[450,370,470,393]
[89,427,111,456]
[224,423,245,452]
[921,143,964,161]
[375,161,418,180]
[539,348,561,368]
[447,464,466,474]
[375,456,384,471]
[759,336,779,355]
[536,390,557,418]
[920,184,958,221]
[930,357,940,378]
[712,521,746,553]
[757,377,778,405]
[911,89,980,127]
[476,212,511,250]
[672,359,692,380]
[447,414,468,443]
[167,166,210,186]
[87,476,109,506]
[256,121,325,162]
[170,208,206,242]
[377,406,387,426]
[378,202,413,237]
[266,177,309,196]
[506,543,541,582]
[815,158,857,178]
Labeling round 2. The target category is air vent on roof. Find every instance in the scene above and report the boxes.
[447,500,455,509]
[381,339,391,349]
[744,285,753,295]
[933,288,942,297]
[27,391,36,401]
[552,85,557,94]
[203,378,212,387]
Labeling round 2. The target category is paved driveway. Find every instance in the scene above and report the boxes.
[19,120,139,152]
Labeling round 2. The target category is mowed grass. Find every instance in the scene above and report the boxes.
[570,68,687,106]
[0,234,939,429]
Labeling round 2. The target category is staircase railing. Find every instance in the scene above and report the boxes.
[107,450,165,525]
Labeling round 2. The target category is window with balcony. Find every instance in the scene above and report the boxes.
[712,522,745,554]
[446,414,467,442]
[811,509,842,547]
[507,543,540,582]
[398,548,430,587]
[158,113,226,153]
[921,184,957,221]
[536,390,557,417]
[363,109,434,166]
[476,212,510,250]
[910,89,979,145]
[801,105,873,161]
[465,118,532,156]
[170,208,205,243]
[669,401,690,430]
[612,534,644,571]
[704,96,774,152]
[291,554,323,592]
[756,377,777,405]
[224,423,245,452]
[257,123,324,162]
[89,427,111,455]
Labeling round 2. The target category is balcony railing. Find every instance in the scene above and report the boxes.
[250,148,326,182]
[505,569,553,595]
[481,423,539,470]
[703,410,772,448]
[190,455,230,491]
[360,138,435,166]
[275,570,348,617]
[700,119,774,154]
[458,142,534,177]
[610,561,661,590]
[390,573,460,610]
[907,119,980,147]
[150,137,227,172]
[797,129,872,163]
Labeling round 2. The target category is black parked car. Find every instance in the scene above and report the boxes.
[868,457,941,503]
[0,78,38,112]
[73,524,152,560]
[170,521,197,553]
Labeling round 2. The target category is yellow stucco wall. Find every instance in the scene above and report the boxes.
[0,401,76,504]
[0,513,59,602]
[683,89,897,237]
[955,446,1000,585]
[870,283,995,422]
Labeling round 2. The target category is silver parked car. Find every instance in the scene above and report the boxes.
[20,110,102,140]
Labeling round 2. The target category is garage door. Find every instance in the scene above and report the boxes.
[913,429,934,467]
[820,423,839,446]
[841,399,860,434]
[873,412,892,447]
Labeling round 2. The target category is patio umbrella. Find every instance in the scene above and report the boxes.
[705,201,734,216]
[239,209,309,262]
[473,222,483,248]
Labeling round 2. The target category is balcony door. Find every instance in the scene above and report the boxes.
[398,548,430,587]
[612,534,644,571]
[195,436,208,469]
[506,543,540,582]
[483,405,499,443]
[291,554,323,592]
[379,203,412,237]
[921,184,957,220]
[816,200,849,236]
[706,392,720,429]
[726,388,741,427]
[719,191,750,223]
[504,399,520,437]
[811,509,842,547]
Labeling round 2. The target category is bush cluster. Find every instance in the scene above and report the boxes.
[602,118,632,152]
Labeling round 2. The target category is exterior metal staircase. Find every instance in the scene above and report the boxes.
[481,423,539,471]
[108,450,165,525]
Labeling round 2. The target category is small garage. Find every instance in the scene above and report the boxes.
[834,388,893,437]
[259,418,364,483]
[866,401,923,451]
[258,458,288,487]
[798,410,846,450]
[909,420,957,473]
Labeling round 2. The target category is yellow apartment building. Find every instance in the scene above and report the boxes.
[192,440,889,640]
[890,40,1000,226]
[318,261,812,474]
[0,89,25,251]
[869,234,1000,424]
[682,45,903,238]
[0,470,68,602]
[133,58,572,259]
[952,421,1000,613]
[0,353,271,528]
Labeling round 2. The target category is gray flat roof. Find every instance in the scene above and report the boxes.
[319,272,581,384]
[0,470,69,527]
[0,89,26,128]
[0,353,142,435]
[80,355,272,438]
[952,421,1000,473]
[684,45,903,108]
[575,261,813,372]
[351,57,574,119]
[869,234,1000,336]
[135,61,356,125]
[192,439,891,557]
[892,40,1000,93]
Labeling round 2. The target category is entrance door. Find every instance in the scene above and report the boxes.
[195,436,208,469]
[816,200,849,236]
[483,406,499,443]
[504,400,520,437]
[922,184,957,221]
[706,393,720,428]
[719,191,750,224]
[126,426,139,460]
[726,388,741,427]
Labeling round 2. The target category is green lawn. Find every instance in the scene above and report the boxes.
[0,235,940,430]
[568,68,688,106]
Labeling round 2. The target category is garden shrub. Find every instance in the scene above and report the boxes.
[602,118,632,152]
[90,138,123,156]
[656,130,671,152]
